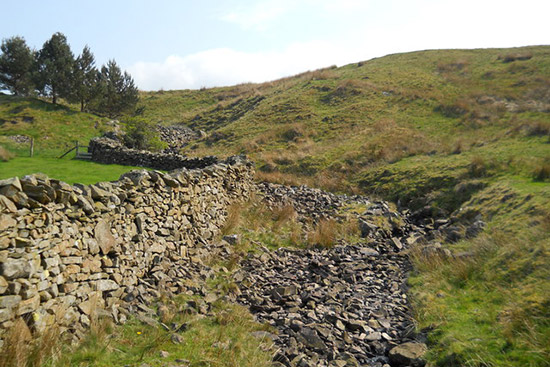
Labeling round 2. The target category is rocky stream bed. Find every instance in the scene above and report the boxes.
[232,183,431,367]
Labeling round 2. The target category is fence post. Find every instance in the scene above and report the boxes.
[30,137,34,157]
[75,141,79,157]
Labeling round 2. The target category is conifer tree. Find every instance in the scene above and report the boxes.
[0,36,34,95]
[34,32,74,104]
[71,45,100,111]
[96,59,139,117]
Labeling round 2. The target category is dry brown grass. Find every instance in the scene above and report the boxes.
[271,205,297,230]
[437,59,470,73]
[307,219,338,248]
[514,120,550,137]
[305,67,338,81]
[0,318,61,367]
[313,171,357,194]
[469,155,489,177]
[255,170,311,187]
[221,203,243,235]
[362,120,436,163]
[0,145,15,162]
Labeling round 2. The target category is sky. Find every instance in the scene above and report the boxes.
[1,0,549,91]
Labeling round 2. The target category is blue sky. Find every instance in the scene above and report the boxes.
[1,0,549,90]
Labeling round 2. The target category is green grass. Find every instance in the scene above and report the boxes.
[409,221,550,367]
[53,302,273,367]
[0,156,145,184]
[0,298,274,367]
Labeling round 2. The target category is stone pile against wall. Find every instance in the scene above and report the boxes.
[157,125,204,155]
[0,156,254,346]
[88,137,218,171]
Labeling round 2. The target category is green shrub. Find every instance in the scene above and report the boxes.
[122,117,166,152]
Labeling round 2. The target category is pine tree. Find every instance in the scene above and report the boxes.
[71,45,100,112]
[95,59,139,117]
[0,36,34,95]
[34,32,74,104]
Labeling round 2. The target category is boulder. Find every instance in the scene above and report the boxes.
[388,342,427,367]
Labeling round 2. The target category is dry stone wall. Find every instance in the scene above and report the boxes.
[0,156,254,346]
[89,137,218,171]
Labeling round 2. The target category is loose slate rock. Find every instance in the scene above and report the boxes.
[388,342,427,367]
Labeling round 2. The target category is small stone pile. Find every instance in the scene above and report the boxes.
[157,125,203,155]
[7,135,31,144]
[258,182,428,252]
[257,182,369,221]
[0,156,254,346]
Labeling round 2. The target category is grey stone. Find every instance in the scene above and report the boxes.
[0,307,13,322]
[0,194,17,212]
[388,342,427,367]
[95,279,119,292]
[298,327,327,352]
[222,234,239,245]
[94,219,115,255]
[16,294,40,315]
[0,295,22,309]
[0,214,16,231]
[0,177,22,192]
[171,333,185,344]
[1,258,32,279]
[0,276,7,294]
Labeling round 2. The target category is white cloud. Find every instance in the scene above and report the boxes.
[318,0,372,13]
[220,0,295,31]
[128,40,370,91]
[219,0,372,30]
[129,0,550,91]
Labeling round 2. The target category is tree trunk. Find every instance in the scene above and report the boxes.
[52,85,57,104]
[81,99,84,112]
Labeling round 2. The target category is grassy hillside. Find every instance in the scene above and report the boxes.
[137,46,550,366]
[0,46,548,366]
[0,94,110,155]
[138,47,550,202]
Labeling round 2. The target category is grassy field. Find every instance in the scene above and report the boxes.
[0,156,147,184]
[0,94,140,184]
[0,46,549,366]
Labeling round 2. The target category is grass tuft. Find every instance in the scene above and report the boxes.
[307,219,338,248]
[532,163,550,182]
[0,145,14,161]
[0,318,61,367]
